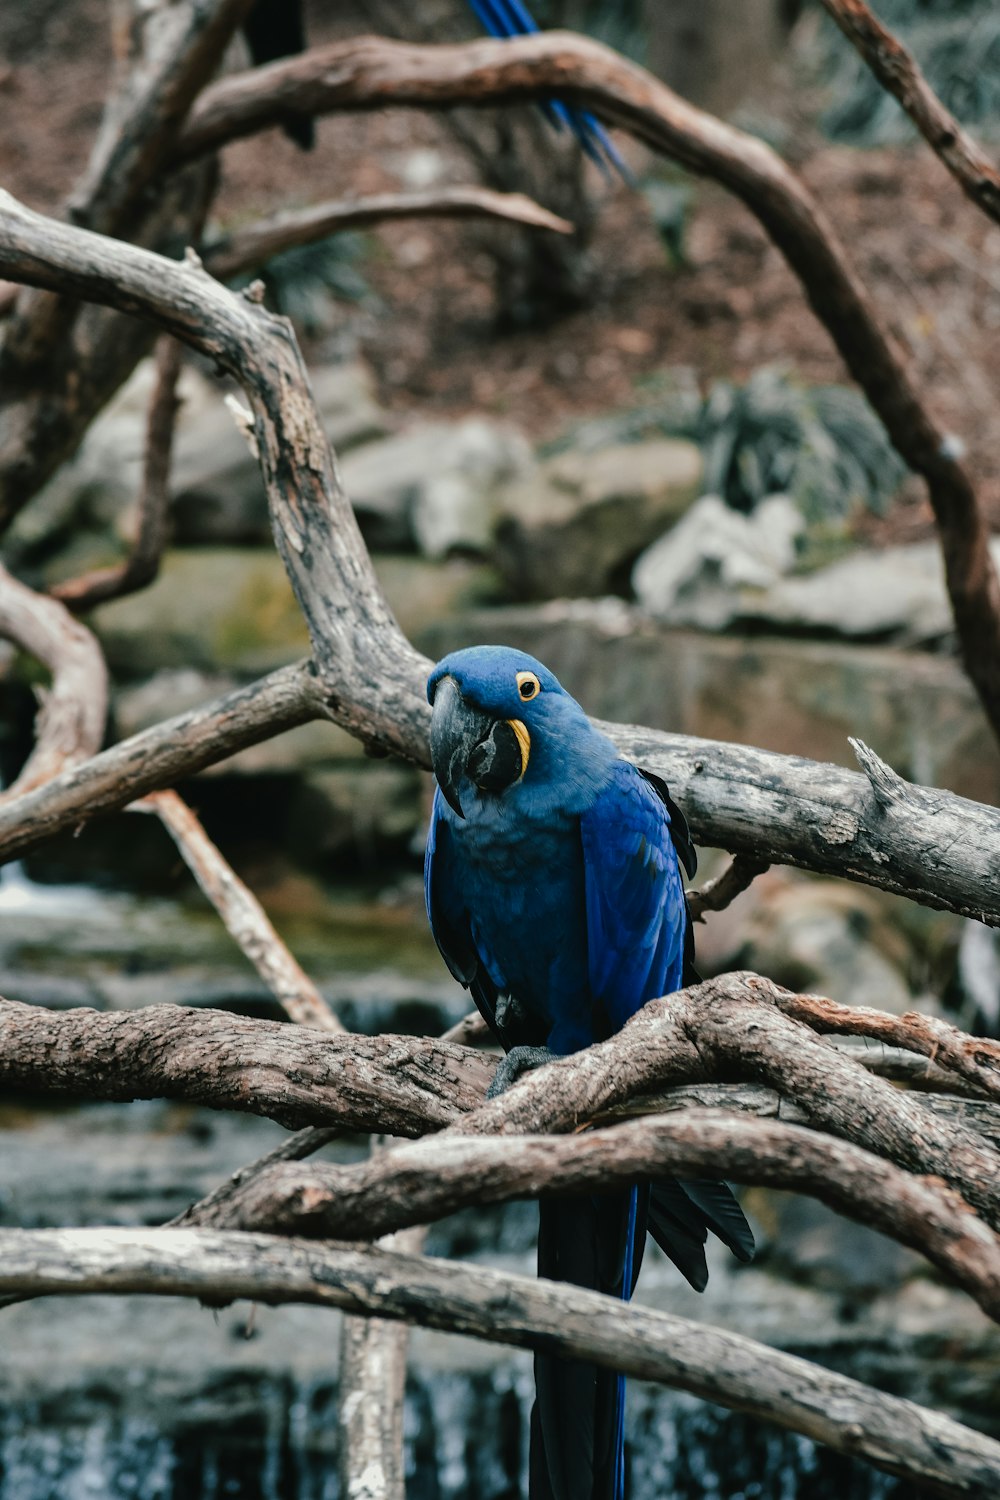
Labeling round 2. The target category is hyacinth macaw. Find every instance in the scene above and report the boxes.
[424,645,755,1500]
[245,0,624,172]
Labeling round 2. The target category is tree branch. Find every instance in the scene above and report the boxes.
[135,788,341,1032]
[176,1109,1000,1323]
[4,976,1000,1225]
[686,854,770,922]
[819,0,1000,226]
[3,1228,999,1498]
[203,186,572,281]
[0,562,108,799]
[51,334,181,611]
[171,31,1000,745]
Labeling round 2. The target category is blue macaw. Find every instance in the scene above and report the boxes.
[424,645,755,1500]
[245,0,625,173]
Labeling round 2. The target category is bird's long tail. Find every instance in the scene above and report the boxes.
[530,1185,643,1500]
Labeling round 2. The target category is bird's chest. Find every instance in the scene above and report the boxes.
[450,801,591,1027]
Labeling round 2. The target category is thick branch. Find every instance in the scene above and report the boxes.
[51,334,181,611]
[203,186,572,281]
[174,31,1000,742]
[820,0,1000,226]
[3,1228,999,1498]
[5,977,1000,1226]
[0,996,494,1135]
[0,562,108,799]
[183,1109,1000,1323]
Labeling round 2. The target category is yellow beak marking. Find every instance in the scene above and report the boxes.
[506,718,531,779]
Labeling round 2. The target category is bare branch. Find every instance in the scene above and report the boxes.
[776,989,1000,1106]
[686,854,770,922]
[136,788,342,1032]
[4,1227,1000,1498]
[0,562,108,799]
[203,186,572,281]
[51,335,181,611]
[0,660,321,863]
[173,31,1000,743]
[0,995,494,1135]
[819,0,1000,226]
[4,976,1000,1226]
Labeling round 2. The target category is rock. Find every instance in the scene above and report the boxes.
[90,548,311,678]
[340,417,533,554]
[10,355,389,562]
[494,437,702,599]
[632,492,804,626]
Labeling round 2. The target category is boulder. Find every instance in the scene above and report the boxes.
[10,355,389,562]
[633,492,804,626]
[340,417,533,553]
[494,437,702,599]
[90,548,311,678]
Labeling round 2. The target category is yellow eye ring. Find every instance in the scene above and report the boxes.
[516,671,541,702]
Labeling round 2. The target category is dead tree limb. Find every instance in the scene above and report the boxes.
[177,1109,1000,1324]
[4,976,1000,1222]
[3,1227,999,1499]
[173,30,1000,745]
[0,562,108,800]
[819,0,1000,226]
[686,854,770,922]
[203,186,572,281]
[135,788,341,1032]
[51,334,181,611]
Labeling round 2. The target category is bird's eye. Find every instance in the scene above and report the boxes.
[516,671,541,702]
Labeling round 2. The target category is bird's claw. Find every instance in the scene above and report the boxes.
[485,1045,555,1099]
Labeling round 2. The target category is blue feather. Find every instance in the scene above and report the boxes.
[461,0,630,178]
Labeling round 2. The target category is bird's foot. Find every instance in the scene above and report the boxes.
[486,1045,555,1100]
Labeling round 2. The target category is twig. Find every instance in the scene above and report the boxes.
[0,562,108,800]
[3,1227,1000,1499]
[135,788,341,1032]
[686,854,770,922]
[172,31,1000,745]
[203,186,572,281]
[51,335,181,611]
[819,0,1000,226]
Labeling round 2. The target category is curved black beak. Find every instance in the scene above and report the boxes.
[429,675,527,818]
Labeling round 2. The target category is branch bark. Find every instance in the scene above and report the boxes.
[5,975,1000,1225]
[51,334,181,611]
[176,1109,1000,1323]
[203,186,572,281]
[0,562,108,799]
[819,0,1000,226]
[172,31,1000,745]
[3,1227,999,1498]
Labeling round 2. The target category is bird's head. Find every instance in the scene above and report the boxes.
[426,645,605,818]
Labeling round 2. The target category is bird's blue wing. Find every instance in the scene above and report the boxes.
[580,760,689,1034]
[425,788,504,1034]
